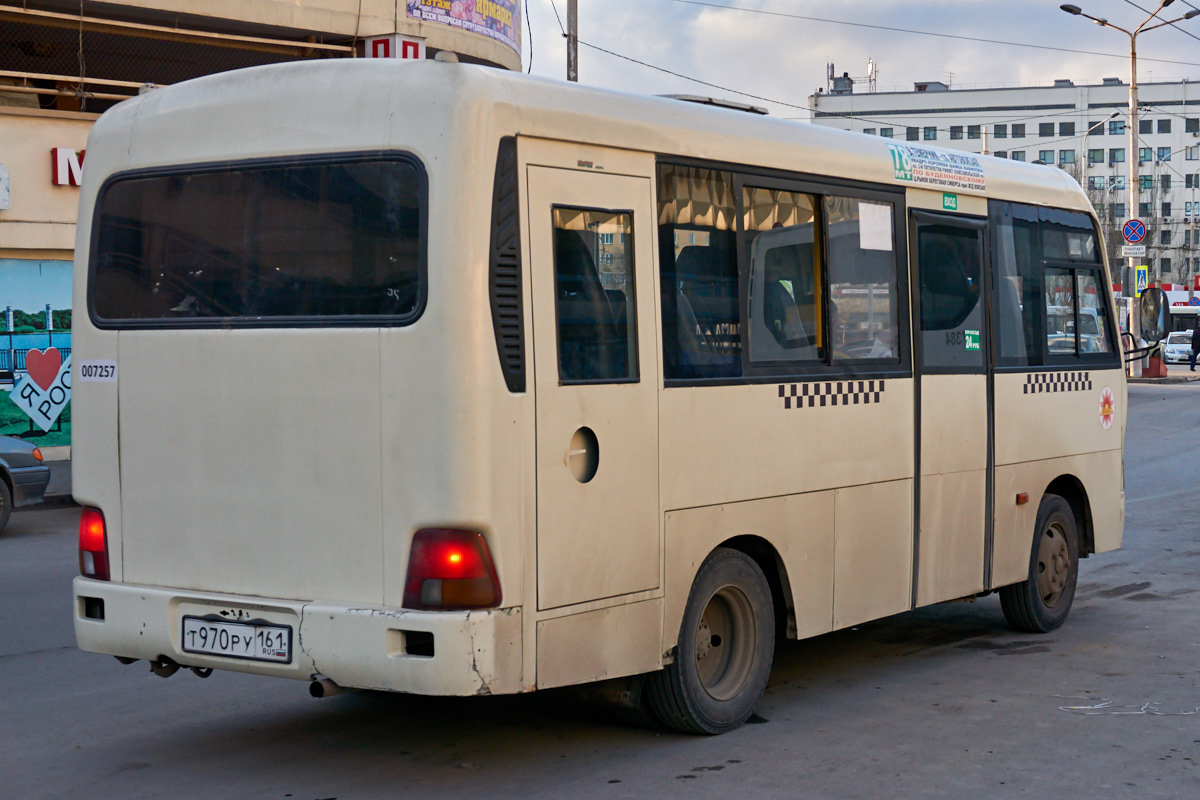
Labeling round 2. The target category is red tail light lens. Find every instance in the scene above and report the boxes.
[79,507,110,581]
[403,529,501,610]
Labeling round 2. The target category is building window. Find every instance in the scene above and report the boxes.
[1039,150,1055,163]
[1139,202,1151,217]
[863,128,876,136]
[994,124,1008,139]
[1088,176,1105,190]
[1110,175,1126,190]
[1039,122,1055,137]
[923,126,937,141]
[1109,148,1125,163]
[1139,119,1153,135]
[1139,175,1153,190]
[1059,122,1075,137]
[1162,230,1172,246]
[1158,146,1172,162]
[1140,147,1153,163]
[880,128,894,138]
[1113,203,1126,217]
[967,125,981,140]
[1012,124,1026,138]
[1095,203,1105,217]
[1088,121,1104,136]
[1161,257,1172,273]
[1059,150,1075,164]
[1088,148,1105,165]
[995,151,1008,159]
[1163,202,1171,217]
[1109,119,1125,136]
[950,126,963,140]
[1161,175,1171,191]
[1187,202,1195,218]
[1187,118,1199,134]
[1186,145,1198,161]
[1158,118,1172,134]
[907,127,920,141]
[1187,174,1198,189]
[1010,150,1026,162]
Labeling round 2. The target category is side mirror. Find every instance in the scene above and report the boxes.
[1139,287,1167,343]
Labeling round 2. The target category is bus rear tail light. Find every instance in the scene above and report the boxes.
[79,507,110,581]
[403,529,501,610]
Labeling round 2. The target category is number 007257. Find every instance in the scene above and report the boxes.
[181,616,292,663]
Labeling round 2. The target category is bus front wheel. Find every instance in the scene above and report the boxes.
[1000,494,1079,633]
[646,547,775,734]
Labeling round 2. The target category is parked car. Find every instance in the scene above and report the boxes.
[0,435,51,532]
[1162,331,1195,364]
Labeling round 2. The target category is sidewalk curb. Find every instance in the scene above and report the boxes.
[1128,376,1200,384]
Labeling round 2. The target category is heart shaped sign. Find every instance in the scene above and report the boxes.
[26,347,63,392]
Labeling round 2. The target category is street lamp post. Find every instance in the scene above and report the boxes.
[1062,1,1199,374]
[1061,1,1200,291]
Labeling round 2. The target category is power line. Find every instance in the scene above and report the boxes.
[576,39,809,111]
[548,0,566,35]
[1119,0,1200,44]
[544,1,808,111]
[672,0,1200,68]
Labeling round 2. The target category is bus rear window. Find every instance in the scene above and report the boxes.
[90,154,427,326]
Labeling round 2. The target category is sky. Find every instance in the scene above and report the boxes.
[515,0,1200,119]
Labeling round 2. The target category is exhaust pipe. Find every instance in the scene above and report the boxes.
[149,656,179,678]
[309,677,349,698]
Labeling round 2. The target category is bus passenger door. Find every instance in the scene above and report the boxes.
[912,212,991,606]
[526,166,660,612]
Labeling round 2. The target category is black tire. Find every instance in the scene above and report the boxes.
[646,547,775,734]
[1000,494,1078,633]
[0,478,11,534]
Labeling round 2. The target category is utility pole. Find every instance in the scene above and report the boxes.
[567,0,578,82]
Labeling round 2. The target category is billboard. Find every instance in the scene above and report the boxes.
[406,0,520,56]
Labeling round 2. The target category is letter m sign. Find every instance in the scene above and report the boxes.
[51,148,85,186]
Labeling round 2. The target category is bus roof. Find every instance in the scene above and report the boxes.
[86,60,1091,214]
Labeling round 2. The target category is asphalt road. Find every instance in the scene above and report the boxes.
[2,383,1198,800]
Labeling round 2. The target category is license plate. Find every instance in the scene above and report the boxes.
[181,616,292,664]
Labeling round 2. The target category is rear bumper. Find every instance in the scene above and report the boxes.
[9,465,50,508]
[72,578,523,696]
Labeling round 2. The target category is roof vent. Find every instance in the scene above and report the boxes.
[913,81,949,93]
[660,95,768,115]
[1054,79,1075,88]
[1102,77,1123,85]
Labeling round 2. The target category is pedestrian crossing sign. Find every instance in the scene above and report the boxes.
[1134,265,1148,297]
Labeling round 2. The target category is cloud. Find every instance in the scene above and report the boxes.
[522,0,1200,119]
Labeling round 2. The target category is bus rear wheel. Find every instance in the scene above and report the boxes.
[646,547,775,734]
[1000,494,1078,633]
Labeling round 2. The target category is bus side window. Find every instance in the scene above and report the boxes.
[745,186,824,363]
[917,223,984,369]
[657,164,740,380]
[990,202,1042,366]
[825,196,900,363]
[551,207,638,383]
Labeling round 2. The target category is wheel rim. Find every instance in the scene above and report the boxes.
[693,584,757,701]
[1037,522,1071,608]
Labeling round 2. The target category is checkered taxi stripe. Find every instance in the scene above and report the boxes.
[1023,372,1092,394]
[779,380,886,409]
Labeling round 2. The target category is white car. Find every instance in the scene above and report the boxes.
[1162,331,1195,364]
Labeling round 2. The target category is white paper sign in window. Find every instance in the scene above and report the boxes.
[859,202,894,251]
